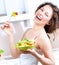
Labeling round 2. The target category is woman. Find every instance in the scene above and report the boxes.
[1,2,59,65]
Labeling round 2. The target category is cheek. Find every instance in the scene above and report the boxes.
[43,18,50,24]
[44,16,50,21]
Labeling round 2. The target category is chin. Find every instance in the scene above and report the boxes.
[34,21,40,25]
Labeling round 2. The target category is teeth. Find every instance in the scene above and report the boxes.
[37,16,40,19]
[37,16,41,20]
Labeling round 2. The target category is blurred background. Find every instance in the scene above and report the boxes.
[0,0,59,65]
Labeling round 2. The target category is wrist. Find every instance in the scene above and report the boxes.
[9,33,14,37]
[9,34,14,41]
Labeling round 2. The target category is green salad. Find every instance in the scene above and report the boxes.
[0,49,4,55]
[15,38,35,51]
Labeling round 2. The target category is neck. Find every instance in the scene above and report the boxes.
[32,24,44,31]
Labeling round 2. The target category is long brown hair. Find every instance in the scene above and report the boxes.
[35,2,59,33]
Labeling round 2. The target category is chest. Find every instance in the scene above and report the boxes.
[25,31,37,40]
[25,31,40,49]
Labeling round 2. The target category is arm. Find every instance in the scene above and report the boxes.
[1,22,21,58]
[1,22,31,58]
[28,34,55,65]
[9,28,31,58]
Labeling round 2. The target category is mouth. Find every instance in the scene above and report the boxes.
[36,15,42,21]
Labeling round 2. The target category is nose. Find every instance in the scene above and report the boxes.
[40,11,44,16]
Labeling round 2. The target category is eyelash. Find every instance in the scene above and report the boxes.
[45,13,48,17]
[40,8,43,11]
[40,8,48,17]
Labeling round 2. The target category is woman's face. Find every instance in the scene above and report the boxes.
[34,5,53,26]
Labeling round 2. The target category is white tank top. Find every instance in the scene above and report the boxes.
[19,29,42,65]
[19,48,42,65]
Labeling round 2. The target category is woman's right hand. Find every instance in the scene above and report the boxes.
[1,21,14,36]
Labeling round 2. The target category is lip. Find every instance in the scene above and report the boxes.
[36,15,42,21]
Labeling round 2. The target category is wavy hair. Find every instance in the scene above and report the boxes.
[35,2,59,33]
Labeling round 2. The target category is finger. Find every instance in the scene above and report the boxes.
[27,49,31,51]
[4,21,10,26]
[4,22,11,28]
[0,24,9,30]
[1,24,9,29]
[4,24,10,27]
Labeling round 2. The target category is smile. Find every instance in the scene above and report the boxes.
[36,15,42,21]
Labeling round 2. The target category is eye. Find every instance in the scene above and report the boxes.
[40,8,43,11]
[45,12,49,17]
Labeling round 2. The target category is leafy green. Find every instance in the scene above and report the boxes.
[0,49,4,54]
[15,38,35,51]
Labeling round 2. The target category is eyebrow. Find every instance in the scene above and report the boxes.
[41,7,49,17]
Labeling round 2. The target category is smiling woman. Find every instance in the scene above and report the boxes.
[1,2,59,65]
[34,5,53,27]
[35,2,59,33]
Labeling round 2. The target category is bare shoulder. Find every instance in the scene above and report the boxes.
[24,28,32,36]
[36,32,52,51]
[21,28,32,40]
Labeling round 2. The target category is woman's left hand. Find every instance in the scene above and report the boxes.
[21,49,35,55]
[26,49,35,55]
